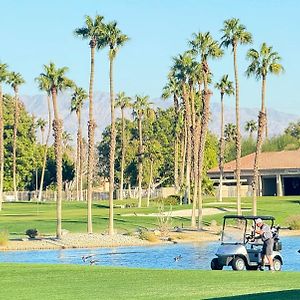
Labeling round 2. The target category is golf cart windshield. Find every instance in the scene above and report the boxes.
[222,218,246,244]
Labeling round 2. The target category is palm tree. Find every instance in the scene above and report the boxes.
[221,18,252,215]
[75,15,105,234]
[246,43,284,215]
[100,21,129,235]
[8,72,25,202]
[62,131,73,149]
[133,95,152,208]
[0,63,9,210]
[39,62,73,238]
[245,120,257,139]
[215,75,234,202]
[35,75,52,202]
[224,123,237,142]
[162,72,181,192]
[37,118,47,145]
[172,52,195,206]
[189,32,223,229]
[71,86,88,202]
[115,91,131,201]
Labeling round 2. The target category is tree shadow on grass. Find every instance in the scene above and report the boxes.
[204,289,300,300]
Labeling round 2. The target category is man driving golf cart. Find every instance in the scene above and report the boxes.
[211,215,283,271]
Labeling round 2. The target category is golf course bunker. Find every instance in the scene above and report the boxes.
[1,236,299,271]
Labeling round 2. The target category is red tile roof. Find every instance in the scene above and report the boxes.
[208,149,300,173]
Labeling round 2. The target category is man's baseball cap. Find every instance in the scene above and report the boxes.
[255,218,263,224]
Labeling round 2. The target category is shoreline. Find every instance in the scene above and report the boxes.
[0,228,298,252]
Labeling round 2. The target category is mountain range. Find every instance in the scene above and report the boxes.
[20,92,300,143]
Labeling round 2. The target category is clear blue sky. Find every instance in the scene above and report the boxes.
[0,0,299,113]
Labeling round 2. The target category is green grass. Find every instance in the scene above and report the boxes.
[0,264,299,299]
[0,196,299,236]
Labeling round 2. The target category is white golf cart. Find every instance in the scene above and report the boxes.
[211,215,283,271]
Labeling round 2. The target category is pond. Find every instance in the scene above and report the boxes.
[1,236,300,271]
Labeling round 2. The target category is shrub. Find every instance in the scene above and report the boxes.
[0,229,8,246]
[25,228,38,239]
[156,196,179,206]
[139,230,159,242]
[286,215,300,230]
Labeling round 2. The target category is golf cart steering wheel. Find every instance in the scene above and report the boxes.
[245,234,254,243]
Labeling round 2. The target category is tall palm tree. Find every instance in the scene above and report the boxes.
[133,95,152,208]
[39,62,73,238]
[246,43,284,215]
[35,75,52,202]
[71,86,88,202]
[215,75,234,202]
[189,32,223,228]
[245,120,257,139]
[0,63,9,210]
[115,91,131,201]
[221,18,252,215]
[8,72,25,202]
[172,52,195,205]
[75,15,105,233]
[162,72,181,192]
[37,118,47,145]
[100,21,129,235]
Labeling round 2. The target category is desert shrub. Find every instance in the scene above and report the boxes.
[156,204,173,237]
[286,215,300,230]
[139,230,159,242]
[159,196,179,206]
[0,229,8,246]
[25,228,38,238]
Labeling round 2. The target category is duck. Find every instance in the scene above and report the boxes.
[89,259,99,266]
[81,254,95,262]
[174,255,182,262]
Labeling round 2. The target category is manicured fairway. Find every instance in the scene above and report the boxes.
[0,196,299,236]
[0,264,299,299]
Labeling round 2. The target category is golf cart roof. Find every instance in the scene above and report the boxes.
[223,215,275,221]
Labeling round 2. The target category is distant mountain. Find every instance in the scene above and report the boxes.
[20,93,299,143]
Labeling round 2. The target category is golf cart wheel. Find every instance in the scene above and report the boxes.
[211,258,223,270]
[273,258,282,271]
[232,257,245,271]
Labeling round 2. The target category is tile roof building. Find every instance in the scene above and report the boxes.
[208,149,300,197]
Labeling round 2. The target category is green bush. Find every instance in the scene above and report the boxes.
[0,229,8,246]
[286,215,300,230]
[25,228,38,238]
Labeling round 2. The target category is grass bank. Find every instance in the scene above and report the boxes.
[0,264,299,299]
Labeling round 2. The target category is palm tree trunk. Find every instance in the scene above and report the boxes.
[173,95,179,192]
[147,160,153,207]
[179,119,187,197]
[76,112,80,201]
[38,95,52,202]
[183,84,191,205]
[191,120,200,227]
[233,43,242,215]
[78,109,83,202]
[109,56,116,235]
[13,88,19,202]
[197,70,212,229]
[0,85,4,210]
[87,42,96,234]
[219,93,225,202]
[252,77,267,216]
[138,116,143,208]
[120,107,125,201]
[51,87,63,239]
